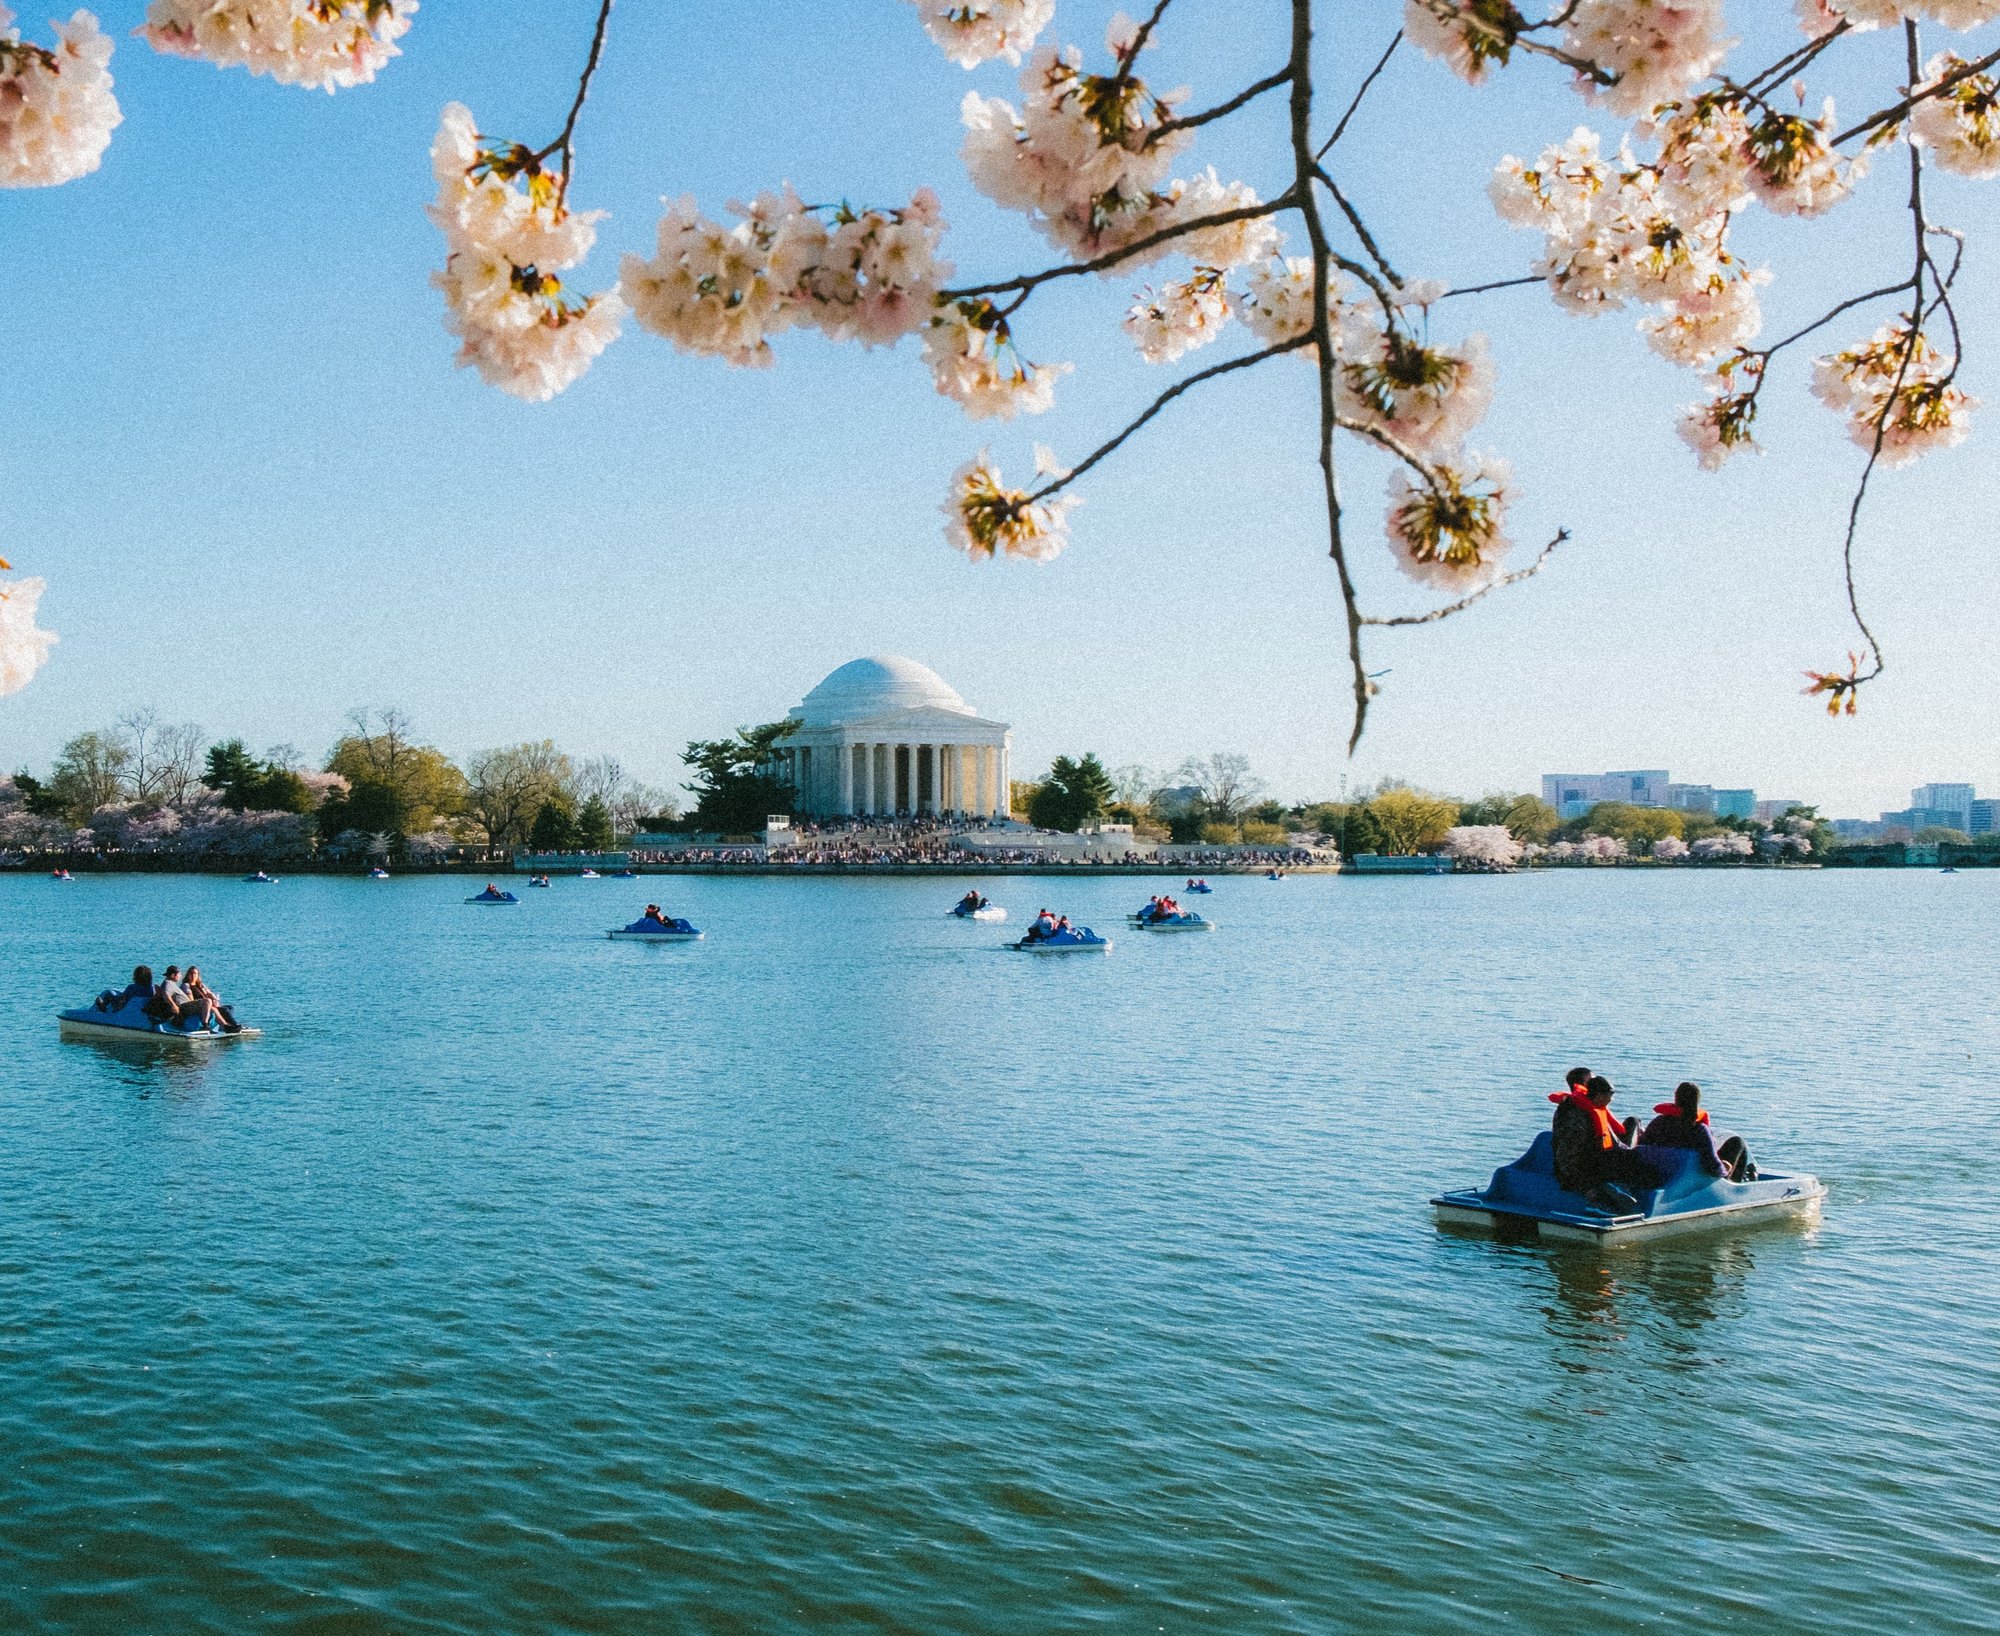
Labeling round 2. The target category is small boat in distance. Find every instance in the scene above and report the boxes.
[579,868,602,879]
[612,868,638,878]
[368,867,391,879]
[1432,1132,1824,1244]
[948,891,1007,922]
[609,907,703,941]
[51,868,73,881]
[1184,878,1212,893]
[1010,912,1111,953]
[526,875,553,888]
[466,885,519,905]
[244,871,278,884]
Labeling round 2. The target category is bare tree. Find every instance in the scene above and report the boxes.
[154,722,208,811]
[610,781,675,835]
[1109,763,1160,807]
[1176,753,1264,823]
[568,754,626,809]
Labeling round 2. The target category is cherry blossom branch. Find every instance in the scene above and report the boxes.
[1113,0,1176,82]
[1316,30,1401,159]
[1362,530,1569,626]
[1291,0,1371,752]
[939,192,1297,307]
[1834,45,2000,148]
[1150,66,1294,145]
[533,0,616,207]
[1028,335,1312,501]
[1739,20,1850,100]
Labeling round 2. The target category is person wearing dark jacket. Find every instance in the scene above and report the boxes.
[98,965,155,1013]
[1640,1082,1756,1181]
[1551,1074,1665,1209]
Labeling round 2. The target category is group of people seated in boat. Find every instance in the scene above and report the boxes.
[1138,894,1194,921]
[1185,878,1208,891]
[1023,909,1079,941]
[636,904,681,926]
[956,891,992,913]
[94,964,241,1032]
[1550,1069,1756,1211]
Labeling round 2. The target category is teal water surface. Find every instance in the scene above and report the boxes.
[3,869,1997,1633]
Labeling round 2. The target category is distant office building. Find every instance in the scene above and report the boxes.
[1880,806,1970,835]
[1664,782,1716,813]
[1541,770,1670,819]
[1714,789,1756,820]
[1754,799,1805,822]
[1910,783,1975,831]
[1971,799,2000,837]
[1833,819,1885,842]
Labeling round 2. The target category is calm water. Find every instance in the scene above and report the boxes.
[3,869,1996,1633]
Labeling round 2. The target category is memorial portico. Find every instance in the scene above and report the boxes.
[776,656,1012,818]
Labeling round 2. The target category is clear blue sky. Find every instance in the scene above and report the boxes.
[2,0,1994,817]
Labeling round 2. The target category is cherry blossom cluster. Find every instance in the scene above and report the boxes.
[620,187,951,366]
[0,572,57,696]
[0,8,118,189]
[140,0,415,92]
[942,453,1078,561]
[1800,2,2000,37]
[1406,1,1729,115]
[1910,51,2000,176]
[1444,824,1524,867]
[905,0,1053,69]
[924,299,1068,418]
[428,104,624,403]
[960,29,1194,259]
[1385,455,1514,592]
[1810,322,1976,465]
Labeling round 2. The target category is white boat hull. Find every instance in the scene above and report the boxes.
[60,1017,261,1044]
[1433,1185,1824,1245]
[607,929,704,941]
[1011,940,1113,953]
[950,907,1008,921]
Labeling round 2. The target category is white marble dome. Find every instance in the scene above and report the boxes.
[796,656,974,728]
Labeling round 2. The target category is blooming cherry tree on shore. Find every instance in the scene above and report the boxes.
[3,0,1997,744]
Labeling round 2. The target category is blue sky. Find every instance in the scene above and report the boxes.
[2,0,1994,816]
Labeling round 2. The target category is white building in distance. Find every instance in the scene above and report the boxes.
[777,656,1012,819]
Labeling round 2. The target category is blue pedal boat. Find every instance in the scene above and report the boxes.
[1433,1132,1824,1244]
[59,997,260,1044]
[608,916,703,941]
[466,888,519,905]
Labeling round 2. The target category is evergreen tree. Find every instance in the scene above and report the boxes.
[529,798,581,851]
[682,722,797,834]
[577,793,615,850]
[1026,752,1115,832]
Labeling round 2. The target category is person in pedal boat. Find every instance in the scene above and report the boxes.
[1550,1071,1666,1210]
[1640,1081,1756,1181]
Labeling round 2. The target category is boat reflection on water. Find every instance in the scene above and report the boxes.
[65,1032,228,1098]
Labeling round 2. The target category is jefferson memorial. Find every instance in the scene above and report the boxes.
[776,656,1012,818]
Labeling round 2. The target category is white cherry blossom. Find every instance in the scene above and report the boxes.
[943,454,1079,561]
[1339,327,1495,455]
[621,185,950,366]
[141,0,415,92]
[1742,101,1865,217]
[924,299,1068,416]
[1385,455,1513,591]
[428,103,623,401]
[0,573,56,695]
[1811,322,1977,466]
[1910,52,2000,178]
[0,8,119,189]
[1403,1,1528,86]
[1123,269,1232,363]
[1564,0,1731,119]
[905,0,1053,69]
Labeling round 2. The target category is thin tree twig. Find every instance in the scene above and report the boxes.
[1363,531,1569,626]
[940,193,1298,305]
[1435,274,1545,300]
[1834,44,2000,146]
[1030,336,1312,501]
[1316,30,1401,158]
[535,0,616,207]
[1319,170,1403,289]
[1109,0,1174,86]
[1150,67,1294,144]
[1289,0,1372,752]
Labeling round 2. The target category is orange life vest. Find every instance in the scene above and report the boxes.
[1550,1086,1617,1148]
[1653,1103,1709,1124]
